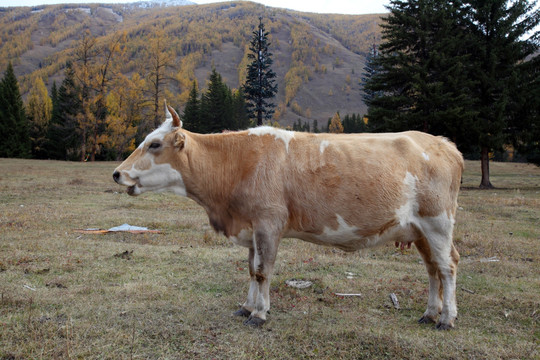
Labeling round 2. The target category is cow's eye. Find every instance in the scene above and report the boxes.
[149,142,161,150]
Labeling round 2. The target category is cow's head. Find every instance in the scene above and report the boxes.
[113,102,187,196]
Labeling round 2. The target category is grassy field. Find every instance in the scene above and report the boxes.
[1,158,539,359]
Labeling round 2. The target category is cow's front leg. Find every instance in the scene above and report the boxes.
[234,248,258,318]
[244,228,280,327]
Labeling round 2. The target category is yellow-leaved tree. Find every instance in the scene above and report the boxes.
[26,76,52,158]
[145,28,175,130]
[329,112,344,133]
[104,73,145,160]
[73,29,126,161]
[73,30,98,161]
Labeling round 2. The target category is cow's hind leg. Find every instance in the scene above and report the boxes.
[417,216,460,330]
[437,242,459,330]
[234,248,258,318]
[414,236,442,324]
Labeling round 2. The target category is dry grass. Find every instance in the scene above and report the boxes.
[1,158,539,359]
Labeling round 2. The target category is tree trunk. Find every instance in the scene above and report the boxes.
[90,132,97,162]
[80,127,87,162]
[154,82,160,129]
[257,109,262,126]
[480,146,493,189]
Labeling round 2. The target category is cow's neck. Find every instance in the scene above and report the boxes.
[182,131,252,236]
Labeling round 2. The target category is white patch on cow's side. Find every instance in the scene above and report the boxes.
[126,157,186,196]
[396,172,420,226]
[248,126,295,152]
[422,152,430,161]
[320,140,330,154]
[229,229,253,248]
[316,214,360,243]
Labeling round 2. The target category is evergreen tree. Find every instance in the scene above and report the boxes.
[313,119,319,133]
[293,119,301,131]
[0,62,30,158]
[342,114,352,133]
[365,0,539,187]
[243,17,278,126]
[50,81,58,110]
[508,54,540,165]
[232,88,251,130]
[466,0,540,187]
[365,0,475,136]
[182,80,201,132]
[361,43,383,107]
[200,69,233,133]
[47,62,82,160]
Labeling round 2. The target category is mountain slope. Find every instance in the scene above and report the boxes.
[0,1,383,125]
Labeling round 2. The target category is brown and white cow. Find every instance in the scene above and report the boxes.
[113,103,464,330]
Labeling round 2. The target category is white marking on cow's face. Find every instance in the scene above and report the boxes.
[320,140,330,154]
[125,157,187,196]
[422,152,430,161]
[396,172,419,226]
[137,118,176,150]
[248,126,295,152]
[316,214,360,243]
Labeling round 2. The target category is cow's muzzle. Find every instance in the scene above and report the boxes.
[113,170,139,196]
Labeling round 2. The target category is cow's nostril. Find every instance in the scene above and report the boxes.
[113,171,120,183]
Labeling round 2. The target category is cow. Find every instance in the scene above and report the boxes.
[113,103,464,330]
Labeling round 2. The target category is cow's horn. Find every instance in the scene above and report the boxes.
[164,100,182,128]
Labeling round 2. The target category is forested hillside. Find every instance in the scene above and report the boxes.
[0,1,382,126]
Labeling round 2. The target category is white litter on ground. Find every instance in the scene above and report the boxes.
[285,279,313,289]
[108,224,150,232]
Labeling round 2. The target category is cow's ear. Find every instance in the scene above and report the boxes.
[174,131,185,150]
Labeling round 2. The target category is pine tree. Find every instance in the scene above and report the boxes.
[243,17,278,126]
[361,43,382,107]
[182,80,201,132]
[47,62,82,160]
[0,62,30,158]
[365,0,538,187]
[508,54,540,165]
[313,119,319,133]
[200,69,233,133]
[232,88,251,130]
[365,0,475,136]
[466,0,539,187]
[50,81,58,110]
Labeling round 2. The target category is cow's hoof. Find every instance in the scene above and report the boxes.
[418,315,436,324]
[233,308,251,318]
[435,322,454,331]
[244,316,265,327]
